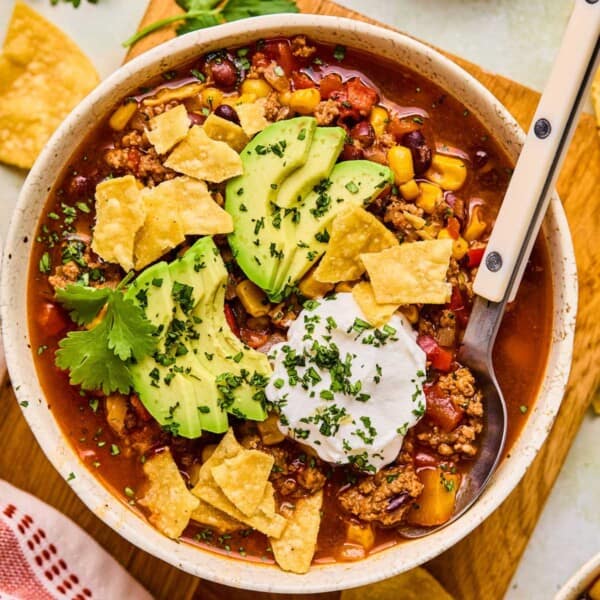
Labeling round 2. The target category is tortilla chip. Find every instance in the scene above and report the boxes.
[236,100,271,137]
[142,82,204,107]
[0,2,99,169]
[138,449,199,539]
[191,429,286,538]
[270,490,323,574]
[203,113,249,153]
[92,175,146,271]
[146,104,190,155]
[340,567,453,600]
[352,281,399,327]
[190,498,245,533]
[165,125,243,183]
[170,177,234,235]
[592,388,600,415]
[134,183,186,270]
[211,450,274,517]
[315,205,399,283]
[361,239,453,305]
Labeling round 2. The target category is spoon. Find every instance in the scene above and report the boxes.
[399,0,600,538]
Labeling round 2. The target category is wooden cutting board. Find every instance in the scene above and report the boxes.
[1,1,599,599]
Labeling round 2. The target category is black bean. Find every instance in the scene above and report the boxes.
[214,104,241,125]
[473,148,489,170]
[402,130,432,174]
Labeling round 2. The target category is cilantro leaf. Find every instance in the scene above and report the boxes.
[106,293,157,361]
[54,285,158,394]
[177,12,222,35]
[222,0,299,21]
[56,318,133,394]
[55,284,110,326]
[176,0,220,10]
[124,0,298,47]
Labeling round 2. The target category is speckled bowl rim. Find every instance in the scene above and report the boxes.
[556,553,600,599]
[0,14,577,594]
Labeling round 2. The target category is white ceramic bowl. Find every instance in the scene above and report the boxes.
[556,554,600,600]
[0,14,577,593]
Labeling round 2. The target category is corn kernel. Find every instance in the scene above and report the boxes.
[402,211,426,230]
[346,522,375,551]
[399,179,419,201]
[201,87,223,109]
[388,146,415,184]
[369,106,389,137]
[288,88,321,115]
[437,228,452,240]
[278,90,292,106]
[236,280,270,317]
[241,78,272,98]
[400,305,419,324]
[464,206,487,241]
[109,101,138,131]
[453,237,469,260]
[425,154,467,191]
[416,181,442,213]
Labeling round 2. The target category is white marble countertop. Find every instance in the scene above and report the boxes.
[0,2,598,599]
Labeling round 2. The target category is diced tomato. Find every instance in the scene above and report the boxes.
[37,302,69,337]
[467,247,485,268]
[251,51,270,70]
[447,217,461,240]
[414,450,439,469]
[130,394,152,423]
[263,41,296,76]
[224,303,241,338]
[292,71,316,90]
[319,73,344,99]
[240,328,269,349]
[424,384,464,432]
[417,335,454,372]
[388,117,420,140]
[448,286,469,328]
[345,78,378,116]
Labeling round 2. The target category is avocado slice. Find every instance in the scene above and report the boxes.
[271,160,394,298]
[126,238,271,438]
[226,116,317,291]
[275,127,346,209]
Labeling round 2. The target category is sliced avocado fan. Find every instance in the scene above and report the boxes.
[125,237,272,439]
[225,119,394,301]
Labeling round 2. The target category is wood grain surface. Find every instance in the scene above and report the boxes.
[1,1,599,599]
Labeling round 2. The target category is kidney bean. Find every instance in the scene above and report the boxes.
[214,104,240,125]
[473,148,489,170]
[67,175,94,199]
[208,58,237,90]
[341,144,364,161]
[188,112,205,126]
[402,129,432,175]
[351,121,375,147]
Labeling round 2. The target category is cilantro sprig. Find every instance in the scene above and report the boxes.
[124,0,299,48]
[55,281,157,395]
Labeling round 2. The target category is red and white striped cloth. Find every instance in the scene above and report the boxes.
[0,480,152,600]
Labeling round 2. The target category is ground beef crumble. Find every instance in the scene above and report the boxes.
[338,464,423,526]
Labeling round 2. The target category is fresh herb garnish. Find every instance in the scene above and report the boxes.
[55,281,157,394]
[124,0,300,48]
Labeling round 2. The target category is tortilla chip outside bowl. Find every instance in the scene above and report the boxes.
[0,2,99,169]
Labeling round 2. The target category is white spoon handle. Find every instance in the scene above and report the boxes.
[473,0,600,303]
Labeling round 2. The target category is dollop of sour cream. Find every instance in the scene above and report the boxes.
[265,293,427,473]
